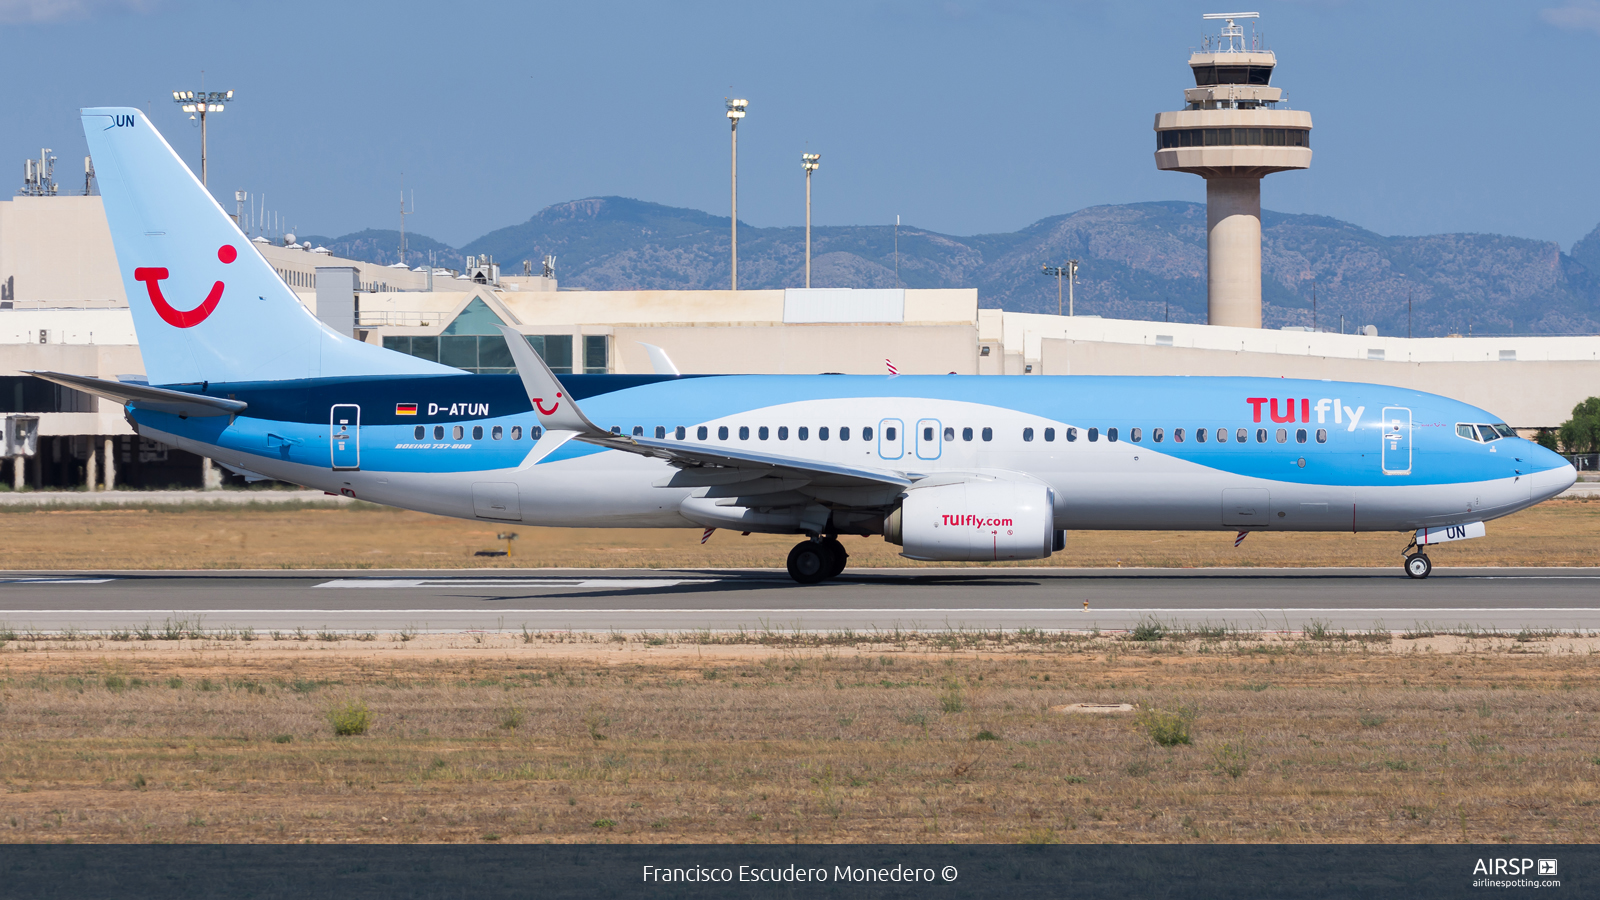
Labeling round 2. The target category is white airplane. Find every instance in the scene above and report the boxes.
[32,108,1577,583]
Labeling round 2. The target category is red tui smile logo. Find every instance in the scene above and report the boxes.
[133,244,236,328]
[533,392,562,416]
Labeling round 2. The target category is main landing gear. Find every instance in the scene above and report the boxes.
[787,536,849,585]
[1403,538,1432,579]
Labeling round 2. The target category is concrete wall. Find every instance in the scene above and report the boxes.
[0,196,125,303]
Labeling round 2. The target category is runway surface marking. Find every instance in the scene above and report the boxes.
[313,578,734,590]
[9,607,1600,616]
[0,578,118,585]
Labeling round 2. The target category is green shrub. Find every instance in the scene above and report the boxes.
[1135,703,1195,747]
[327,699,372,736]
[1211,742,1249,778]
[270,734,293,744]
[1557,397,1600,453]
[1129,618,1167,642]
[974,730,1001,741]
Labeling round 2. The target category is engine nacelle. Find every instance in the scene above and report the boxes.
[886,480,1056,562]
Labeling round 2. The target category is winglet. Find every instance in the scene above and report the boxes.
[637,342,681,376]
[496,325,606,436]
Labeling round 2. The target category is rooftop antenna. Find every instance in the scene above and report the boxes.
[1201,11,1258,53]
[84,156,95,195]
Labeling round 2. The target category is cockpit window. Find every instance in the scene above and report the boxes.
[1456,424,1476,441]
[1476,424,1501,442]
[1493,423,1516,439]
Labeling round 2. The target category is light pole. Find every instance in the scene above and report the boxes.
[802,153,820,288]
[1041,260,1079,316]
[726,98,748,290]
[173,89,233,187]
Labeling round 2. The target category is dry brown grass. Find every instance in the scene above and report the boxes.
[1,632,1597,844]
[0,497,1596,570]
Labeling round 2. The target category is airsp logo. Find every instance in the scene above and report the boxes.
[1471,858,1555,876]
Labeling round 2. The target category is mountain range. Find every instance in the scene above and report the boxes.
[306,197,1600,337]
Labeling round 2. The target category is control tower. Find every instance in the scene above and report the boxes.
[1154,12,1311,328]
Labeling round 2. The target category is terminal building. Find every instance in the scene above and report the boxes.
[3,15,1599,491]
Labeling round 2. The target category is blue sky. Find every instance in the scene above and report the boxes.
[4,0,1598,249]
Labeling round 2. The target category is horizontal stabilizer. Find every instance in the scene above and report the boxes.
[27,371,246,418]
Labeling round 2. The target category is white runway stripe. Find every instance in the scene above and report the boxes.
[314,578,729,589]
[0,578,118,585]
[6,607,1600,615]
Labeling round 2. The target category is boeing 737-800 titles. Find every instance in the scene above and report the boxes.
[33,108,1577,583]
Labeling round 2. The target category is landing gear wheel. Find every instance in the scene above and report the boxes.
[821,537,848,579]
[1404,552,1432,579]
[787,540,829,585]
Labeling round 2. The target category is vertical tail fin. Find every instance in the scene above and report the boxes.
[81,107,452,384]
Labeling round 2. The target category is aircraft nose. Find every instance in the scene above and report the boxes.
[1529,459,1577,502]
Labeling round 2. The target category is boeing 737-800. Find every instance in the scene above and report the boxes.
[33,108,1577,583]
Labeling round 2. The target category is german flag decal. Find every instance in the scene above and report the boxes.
[395,403,418,416]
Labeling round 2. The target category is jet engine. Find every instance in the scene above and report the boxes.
[885,480,1056,562]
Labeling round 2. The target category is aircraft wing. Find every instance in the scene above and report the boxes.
[26,371,247,418]
[496,326,910,490]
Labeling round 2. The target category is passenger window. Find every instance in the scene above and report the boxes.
[492,426,503,440]
[1456,424,1476,440]
[1296,428,1307,443]
[1130,427,1141,443]
[862,426,872,441]
[453,425,465,440]
[1196,428,1207,443]
[925,426,935,441]
[1256,428,1267,443]
[981,427,992,442]
[885,426,897,441]
[610,426,621,435]
[738,426,749,440]
[472,426,484,440]
[819,427,830,441]
[758,426,769,440]
[1237,428,1248,443]
[1276,428,1288,443]
[777,426,788,440]
[798,426,808,440]
[1476,424,1499,442]
[651,426,663,439]
[1107,427,1118,442]
[1088,427,1099,442]
[1067,427,1078,441]
[718,426,729,440]
[1316,428,1328,443]
[632,426,644,436]
[1022,427,1034,442]
[676,426,686,440]
[1174,428,1185,443]
[434,425,445,440]
[840,426,851,441]
[1216,428,1227,443]
[962,427,974,442]
[414,425,425,440]
[1152,428,1163,443]
[944,427,954,441]
[696,425,708,440]
[512,426,524,440]
[1045,427,1056,442]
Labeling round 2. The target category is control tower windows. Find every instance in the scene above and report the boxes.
[1158,128,1309,151]
[1192,64,1273,86]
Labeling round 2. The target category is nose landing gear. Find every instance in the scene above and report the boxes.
[786,535,849,584]
[1402,537,1432,579]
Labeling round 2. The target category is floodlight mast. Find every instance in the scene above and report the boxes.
[725,98,748,290]
[171,88,235,187]
[802,153,820,288]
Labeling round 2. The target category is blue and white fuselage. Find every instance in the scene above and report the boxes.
[47,106,1575,583]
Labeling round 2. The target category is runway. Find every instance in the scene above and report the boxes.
[2,567,1598,634]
